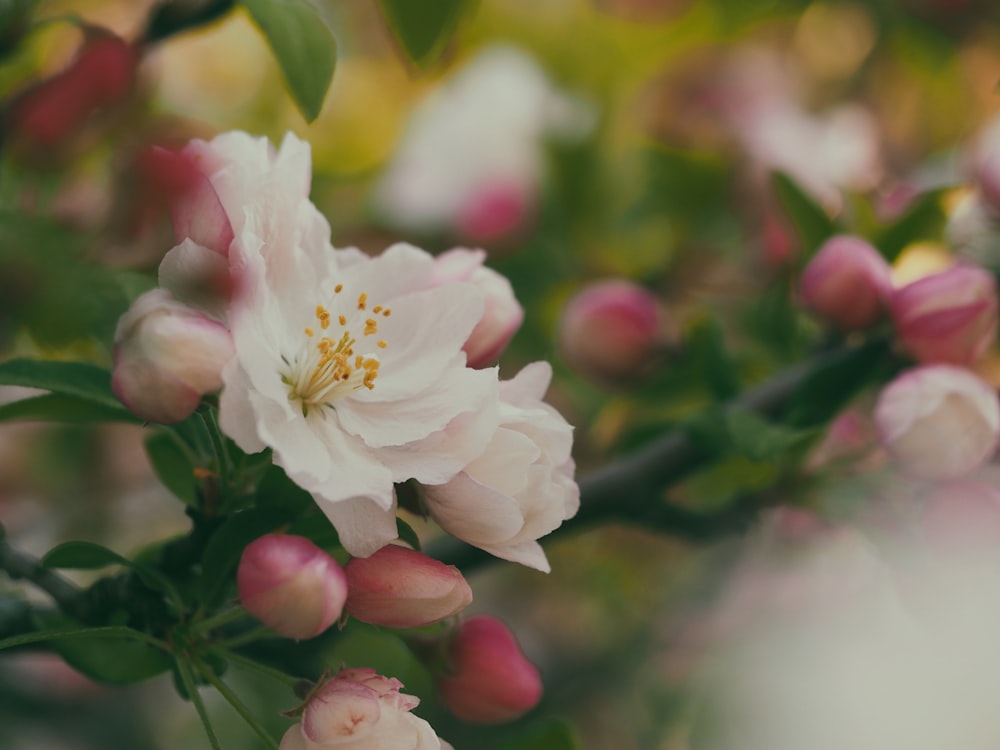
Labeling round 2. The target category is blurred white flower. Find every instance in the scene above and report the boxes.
[373,45,595,241]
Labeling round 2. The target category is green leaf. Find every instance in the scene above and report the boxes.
[0,393,137,424]
[784,339,894,429]
[772,171,837,257]
[500,718,581,750]
[687,318,740,400]
[376,0,470,66]
[31,612,172,685]
[725,409,813,463]
[0,359,120,408]
[395,516,421,552]
[41,541,127,570]
[875,188,948,262]
[145,432,198,506]
[240,0,336,122]
[199,507,295,608]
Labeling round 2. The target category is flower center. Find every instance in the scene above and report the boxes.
[283,284,391,416]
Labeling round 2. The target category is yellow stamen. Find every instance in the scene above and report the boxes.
[339,315,347,326]
[382,308,391,317]
[304,327,314,337]
[334,284,343,293]
[364,319,378,336]
[377,340,387,349]
[357,292,367,310]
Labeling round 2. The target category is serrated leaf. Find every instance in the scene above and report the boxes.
[145,432,198,506]
[500,718,581,750]
[240,0,336,122]
[772,171,837,257]
[41,541,127,570]
[376,0,469,66]
[0,393,137,424]
[0,359,120,407]
[199,506,296,608]
[32,612,171,685]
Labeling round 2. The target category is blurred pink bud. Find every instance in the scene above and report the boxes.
[559,279,665,383]
[799,235,891,331]
[874,364,1000,481]
[437,616,542,724]
[237,534,347,640]
[890,265,998,365]
[922,479,1000,550]
[457,182,532,244]
[430,248,524,368]
[112,289,234,423]
[345,544,472,629]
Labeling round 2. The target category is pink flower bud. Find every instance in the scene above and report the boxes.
[430,248,524,368]
[237,534,347,640]
[344,545,472,629]
[874,365,1000,481]
[112,289,234,423]
[559,279,665,383]
[799,235,892,331]
[437,616,542,724]
[890,265,998,366]
[456,181,533,244]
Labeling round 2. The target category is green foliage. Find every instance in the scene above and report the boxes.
[499,718,581,750]
[0,393,136,423]
[772,171,838,258]
[376,0,471,66]
[395,516,421,551]
[240,0,336,122]
[145,432,199,507]
[31,612,172,685]
[41,540,127,570]
[0,358,120,407]
[874,188,949,262]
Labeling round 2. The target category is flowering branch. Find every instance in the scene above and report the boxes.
[0,532,81,616]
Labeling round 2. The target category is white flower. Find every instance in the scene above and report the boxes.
[219,241,499,557]
[373,45,594,238]
[421,361,579,572]
[279,668,451,750]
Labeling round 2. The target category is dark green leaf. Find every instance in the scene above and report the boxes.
[395,516,421,552]
[32,612,171,685]
[500,718,581,750]
[376,0,469,66]
[145,432,198,507]
[772,171,837,257]
[41,541,126,570]
[875,188,948,262]
[240,0,336,122]
[784,339,894,429]
[687,318,740,400]
[199,507,295,608]
[0,393,137,424]
[0,359,120,407]
[287,510,340,549]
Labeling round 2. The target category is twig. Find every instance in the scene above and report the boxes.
[0,535,81,616]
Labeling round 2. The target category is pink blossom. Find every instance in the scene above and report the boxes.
[800,235,891,331]
[890,265,998,365]
[237,534,347,640]
[437,616,542,724]
[345,545,472,629]
[112,289,233,423]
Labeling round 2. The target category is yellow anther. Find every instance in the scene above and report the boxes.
[316,305,331,329]
[373,305,382,314]
[377,340,387,349]
[355,355,363,368]
[334,284,343,293]
[364,319,378,336]
[382,308,391,317]
[339,315,346,326]
[304,327,314,337]
[357,292,368,310]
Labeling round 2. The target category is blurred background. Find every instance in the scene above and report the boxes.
[3,0,1000,748]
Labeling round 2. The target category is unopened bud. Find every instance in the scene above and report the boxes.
[344,544,472,629]
[559,279,666,383]
[799,235,891,331]
[437,616,542,724]
[430,248,523,368]
[112,289,233,423]
[237,534,347,641]
[890,265,998,366]
[456,181,533,245]
[874,364,1000,481]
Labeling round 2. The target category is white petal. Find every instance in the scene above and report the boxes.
[478,539,551,573]
[423,472,525,546]
[320,495,400,558]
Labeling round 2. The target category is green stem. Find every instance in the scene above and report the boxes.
[0,536,81,616]
[176,657,222,750]
[0,625,169,653]
[218,624,275,649]
[200,408,231,496]
[195,658,280,750]
[193,606,249,635]
[210,646,300,687]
